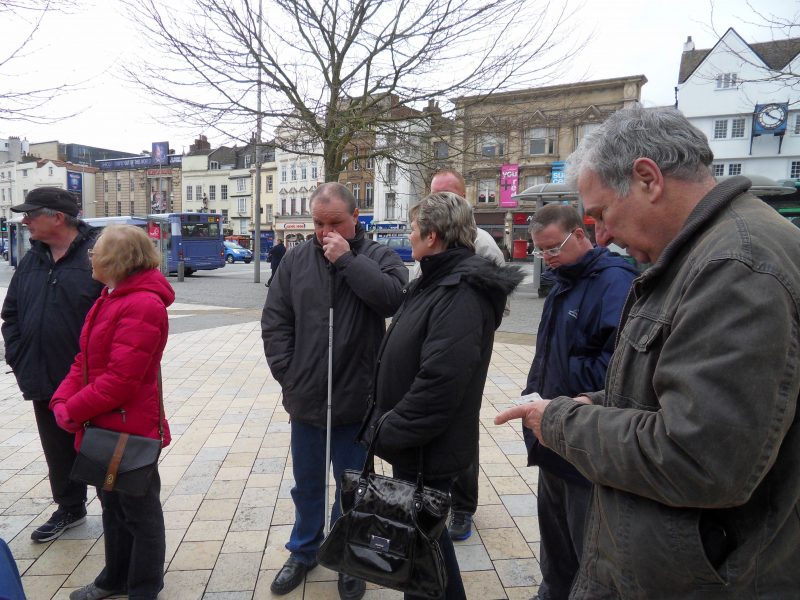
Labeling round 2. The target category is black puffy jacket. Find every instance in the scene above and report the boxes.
[368,247,523,478]
[2,223,103,401]
[261,224,407,427]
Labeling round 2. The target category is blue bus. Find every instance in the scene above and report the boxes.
[146,213,226,275]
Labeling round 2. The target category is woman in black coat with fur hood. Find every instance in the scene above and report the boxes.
[365,192,523,600]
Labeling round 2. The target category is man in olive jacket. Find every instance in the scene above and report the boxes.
[2,188,103,543]
[262,182,407,599]
[496,107,800,598]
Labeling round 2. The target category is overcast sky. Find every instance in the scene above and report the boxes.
[1,0,796,155]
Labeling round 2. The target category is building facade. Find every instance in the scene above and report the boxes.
[677,28,800,183]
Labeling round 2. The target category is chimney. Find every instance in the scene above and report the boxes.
[683,36,695,52]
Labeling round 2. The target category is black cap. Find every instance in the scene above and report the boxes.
[11,187,80,217]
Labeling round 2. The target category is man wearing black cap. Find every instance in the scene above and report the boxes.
[1,187,103,542]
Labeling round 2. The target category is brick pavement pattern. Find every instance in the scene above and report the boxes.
[0,318,544,599]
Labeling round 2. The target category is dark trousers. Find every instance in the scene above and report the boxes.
[267,263,280,285]
[393,468,467,600]
[536,469,592,600]
[449,445,478,514]
[95,471,165,600]
[32,400,87,513]
[287,420,366,565]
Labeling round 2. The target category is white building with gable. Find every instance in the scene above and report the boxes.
[677,28,800,183]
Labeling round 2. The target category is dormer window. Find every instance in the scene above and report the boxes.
[716,73,738,89]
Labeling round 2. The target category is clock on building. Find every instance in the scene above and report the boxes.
[754,103,788,132]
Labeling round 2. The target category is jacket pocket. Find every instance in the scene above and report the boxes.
[607,314,668,410]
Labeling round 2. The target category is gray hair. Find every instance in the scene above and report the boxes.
[39,207,82,228]
[409,192,476,251]
[566,106,714,196]
[310,182,357,214]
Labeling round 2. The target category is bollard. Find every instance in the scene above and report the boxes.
[177,260,185,282]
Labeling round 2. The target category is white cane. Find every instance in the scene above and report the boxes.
[324,267,334,536]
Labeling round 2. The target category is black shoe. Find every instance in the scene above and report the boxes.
[31,508,87,543]
[448,511,472,541]
[270,557,316,595]
[338,573,366,600]
[69,582,122,600]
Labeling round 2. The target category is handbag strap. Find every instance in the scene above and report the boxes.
[364,412,426,492]
[82,357,165,446]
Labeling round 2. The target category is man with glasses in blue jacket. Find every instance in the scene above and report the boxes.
[522,203,636,600]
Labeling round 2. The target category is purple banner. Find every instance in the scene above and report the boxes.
[500,164,519,208]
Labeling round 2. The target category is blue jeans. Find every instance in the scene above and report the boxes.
[287,420,366,565]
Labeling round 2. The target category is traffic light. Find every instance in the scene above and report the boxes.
[0,217,7,233]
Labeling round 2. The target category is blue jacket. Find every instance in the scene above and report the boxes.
[523,246,636,483]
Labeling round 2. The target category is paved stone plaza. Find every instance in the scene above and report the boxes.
[0,292,544,599]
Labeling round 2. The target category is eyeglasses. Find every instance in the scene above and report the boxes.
[22,208,46,219]
[532,230,576,258]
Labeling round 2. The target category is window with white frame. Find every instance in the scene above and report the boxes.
[221,184,228,200]
[366,157,375,170]
[281,166,287,183]
[477,134,504,158]
[386,193,397,219]
[209,185,216,201]
[222,209,229,221]
[48,166,54,176]
[731,118,746,138]
[791,161,800,179]
[728,163,742,175]
[715,73,738,89]
[267,175,273,192]
[210,161,219,170]
[712,164,725,177]
[291,164,297,181]
[433,141,449,159]
[245,155,252,168]
[281,198,287,215]
[237,178,246,192]
[21,169,28,177]
[291,197,297,215]
[577,123,601,143]
[386,162,397,183]
[238,198,246,213]
[478,178,496,203]
[353,158,360,171]
[301,197,307,214]
[794,114,800,135]
[311,163,318,180]
[239,219,249,234]
[301,164,307,180]
[196,185,202,200]
[525,175,547,189]
[713,120,728,139]
[366,183,373,207]
[352,184,360,200]
[527,127,556,155]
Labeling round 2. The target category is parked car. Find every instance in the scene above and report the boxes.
[223,240,253,264]
[375,235,413,262]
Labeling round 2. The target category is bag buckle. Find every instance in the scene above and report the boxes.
[370,535,390,552]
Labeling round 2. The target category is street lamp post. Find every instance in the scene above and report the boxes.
[252,0,264,284]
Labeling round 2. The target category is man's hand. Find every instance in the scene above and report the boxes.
[52,403,81,433]
[494,399,550,443]
[322,232,351,263]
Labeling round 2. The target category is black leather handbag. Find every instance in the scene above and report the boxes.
[69,362,164,497]
[317,414,451,599]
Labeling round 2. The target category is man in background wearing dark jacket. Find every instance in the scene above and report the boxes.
[266,237,286,287]
[1,188,103,543]
[522,204,635,599]
[262,182,407,599]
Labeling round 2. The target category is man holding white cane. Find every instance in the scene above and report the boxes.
[262,182,407,599]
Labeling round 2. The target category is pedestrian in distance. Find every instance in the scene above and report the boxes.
[1,187,104,543]
[495,106,800,598]
[266,237,286,287]
[262,182,407,599]
[523,203,636,600]
[362,191,523,599]
[422,168,508,542]
[51,225,174,600]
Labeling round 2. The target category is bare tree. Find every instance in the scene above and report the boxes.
[706,0,800,89]
[0,0,79,123]
[123,0,583,181]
